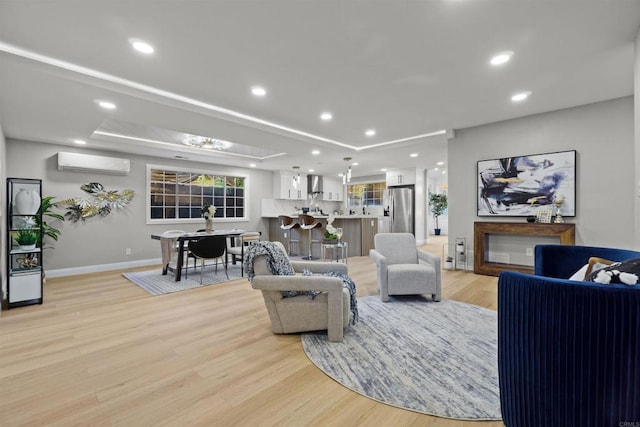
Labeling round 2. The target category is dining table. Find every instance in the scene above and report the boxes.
[151,229,245,281]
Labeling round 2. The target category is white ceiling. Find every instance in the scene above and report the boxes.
[1,1,639,179]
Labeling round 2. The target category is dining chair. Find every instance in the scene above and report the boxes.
[187,235,228,284]
[227,232,261,276]
[183,228,207,273]
[160,230,187,273]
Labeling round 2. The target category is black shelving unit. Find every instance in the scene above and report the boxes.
[6,178,43,308]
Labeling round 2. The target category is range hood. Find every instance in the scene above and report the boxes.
[308,175,324,193]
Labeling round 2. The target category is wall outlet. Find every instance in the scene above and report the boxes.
[284,232,287,238]
[526,247,533,257]
[125,248,131,255]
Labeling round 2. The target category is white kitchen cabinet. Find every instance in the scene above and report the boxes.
[273,171,308,200]
[322,178,344,202]
[386,168,415,186]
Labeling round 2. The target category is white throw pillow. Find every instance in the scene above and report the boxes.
[568,264,590,281]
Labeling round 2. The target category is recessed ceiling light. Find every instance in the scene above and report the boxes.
[490,51,513,66]
[97,100,116,110]
[410,153,418,158]
[308,169,314,173]
[249,163,257,168]
[436,161,444,166]
[251,86,266,96]
[352,162,359,166]
[511,91,532,102]
[442,170,447,174]
[365,129,376,137]
[73,139,87,145]
[320,112,332,121]
[381,168,387,172]
[129,38,154,54]
[434,167,439,171]
[312,149,320,155]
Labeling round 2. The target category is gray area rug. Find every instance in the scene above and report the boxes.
[301,296,501,420]
[123,263,243,295]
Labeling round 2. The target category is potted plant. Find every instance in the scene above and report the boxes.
[428,192,448,235]
[37,196,65,248]
[444,256,454,270]
[14,229,40,250]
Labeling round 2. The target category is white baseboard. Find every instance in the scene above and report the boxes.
[46,258,162,278]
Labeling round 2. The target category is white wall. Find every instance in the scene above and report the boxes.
[414,167,427,245]
[635,26,640,250]
[0,123,6,305]
[5,139,275,275]
[448,97,636,268]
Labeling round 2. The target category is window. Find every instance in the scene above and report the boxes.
[347,182,386,207]
[147,165,247,223]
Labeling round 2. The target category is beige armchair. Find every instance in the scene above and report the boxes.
[369,233,441,302]
[250,242,350,342]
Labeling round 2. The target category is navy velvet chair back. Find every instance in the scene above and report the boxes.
[498,244,640,427]
[534,244,640,279]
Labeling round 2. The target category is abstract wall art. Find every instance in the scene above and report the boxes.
[60,182,135,222]
[477,150,576,217]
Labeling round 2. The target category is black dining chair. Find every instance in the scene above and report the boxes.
[187,235,228,284]
[184,229,207,273]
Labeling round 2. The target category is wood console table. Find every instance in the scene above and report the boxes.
[474,221,575,276]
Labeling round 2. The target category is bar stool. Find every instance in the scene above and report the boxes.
[278,215,300,255]
[298,214,322,260]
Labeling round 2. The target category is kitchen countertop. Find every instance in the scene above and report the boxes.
[263,214,382,219]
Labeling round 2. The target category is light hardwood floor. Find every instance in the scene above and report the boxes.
[0,236,503,426]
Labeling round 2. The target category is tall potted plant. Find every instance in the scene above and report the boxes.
[37,196,65,248]
[428,192,448,235]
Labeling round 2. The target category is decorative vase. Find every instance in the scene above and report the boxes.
[205,218,213,234]
[15,189,41,215]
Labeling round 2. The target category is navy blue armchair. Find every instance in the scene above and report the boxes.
[498,245,640,427]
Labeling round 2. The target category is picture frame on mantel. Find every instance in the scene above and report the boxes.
[477,149,576,217]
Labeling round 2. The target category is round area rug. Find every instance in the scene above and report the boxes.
[301,296,501,420]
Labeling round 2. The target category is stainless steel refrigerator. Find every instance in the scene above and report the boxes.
[382,187,414,234]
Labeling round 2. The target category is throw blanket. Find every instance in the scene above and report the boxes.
[244,241,358,324]
[244,241,295,280]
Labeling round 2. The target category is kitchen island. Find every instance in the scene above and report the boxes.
[264,214,379,258]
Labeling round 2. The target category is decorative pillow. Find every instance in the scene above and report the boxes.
[585,257,640,285]
[568,264,590,281]
[568,257,614,281]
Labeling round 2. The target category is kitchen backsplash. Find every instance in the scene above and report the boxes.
[261,199,344,217]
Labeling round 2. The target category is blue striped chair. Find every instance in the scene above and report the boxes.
[498,244,640,427]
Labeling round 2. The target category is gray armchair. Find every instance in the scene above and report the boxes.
[370,233,441,302]
[250,242,350,342]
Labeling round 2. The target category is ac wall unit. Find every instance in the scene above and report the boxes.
[57,152,131,175]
